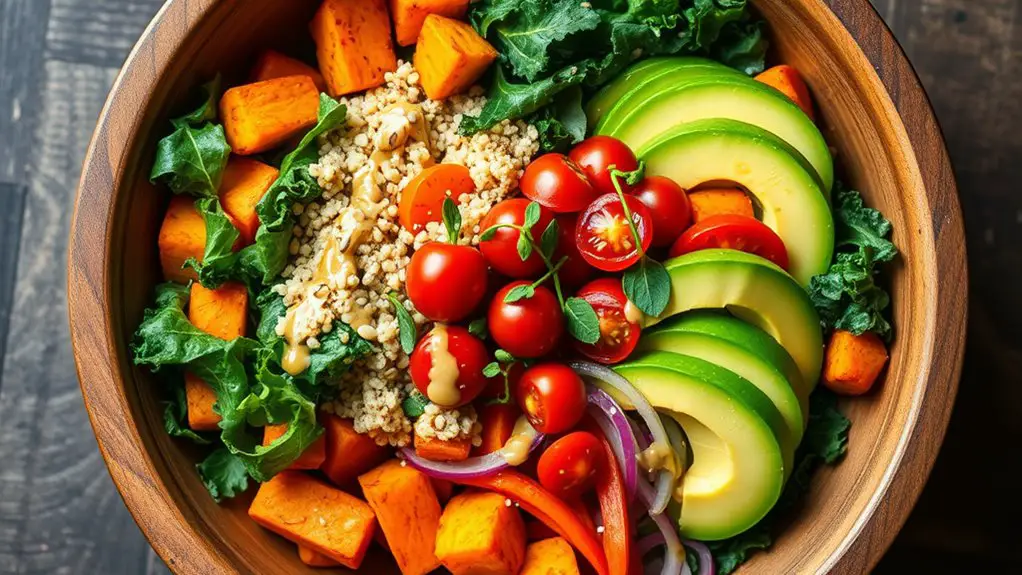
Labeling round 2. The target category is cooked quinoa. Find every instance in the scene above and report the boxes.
[279,61,539,447]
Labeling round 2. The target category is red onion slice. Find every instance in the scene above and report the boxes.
[398,431,544,480]
[681,539,715,575]
[586,386,639,500]
[571,360,675,514]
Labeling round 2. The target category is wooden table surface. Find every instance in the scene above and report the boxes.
[0,0,1014,572]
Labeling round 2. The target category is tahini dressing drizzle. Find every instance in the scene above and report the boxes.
[501,416,539,466]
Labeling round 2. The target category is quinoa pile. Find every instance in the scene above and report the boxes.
[278,61,539,447]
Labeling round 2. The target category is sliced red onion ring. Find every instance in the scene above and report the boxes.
[398,431,544,480]
[571,361,674,514]
[651,507,688,575]
[637,533,666,556]
[681,539,715,575]
[586,386,638,499]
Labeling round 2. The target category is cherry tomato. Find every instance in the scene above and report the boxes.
[406,243,488,322]
[515,363,587,434]
[520,153,599,213]
[553,213,594,289]
[537,431,603,499]
[479,199,556,278]
[575,193,654,272]
[669,214,790,270]
[572,278,641,364]
[631,176,692,247]
[489,281,564,358]
[568,136,639,196]
[409,325,491,408]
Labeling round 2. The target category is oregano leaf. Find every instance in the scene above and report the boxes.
[516,232,533,261]
[401,392,430,419]
[622,257,671,317]
[388,294,418,354]
[564,297,600,344]
[442,198,462,244]
[503,284,535,303]
[482,362,502,378]
[524,201,541,229]
[468,318,488,339]
[540,219,560,259]
[480,226,499,242]
[494,349,514,363]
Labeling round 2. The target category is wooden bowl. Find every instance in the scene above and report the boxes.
[67,0,967,573]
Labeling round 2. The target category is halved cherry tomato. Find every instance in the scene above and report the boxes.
[489,281,564,358]
[398,164,473,233]
[669,214,790,270]
[572,278,641,364]
[576,193,654,272]
[569,136,639,195]
[553,213,594,289]
[406,242,488,322]
[520,153,599,213]
[479,199,556,278]
[409,325,491,408]
[537,431,602,500]
[631,176,692,247]
[515,363,587,434]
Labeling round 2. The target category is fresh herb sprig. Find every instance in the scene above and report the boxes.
[483,349,519,405]
[480,202,599,344]
[387,293,418,354]
[609,165,671,318]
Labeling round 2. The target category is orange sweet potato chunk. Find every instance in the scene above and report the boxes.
[414,14,498,100]
[298,545,339,567]
[521,537,580,575]
[321,415,392,487]
[220,76,319,155]
[688,188,755,223]
[249,471,377,569]
[390,0,470,47]
[219,157,279,246]
[184,372,220,431]
[822,330,889,395]
[184,281,247,431]
[251,49,327,93]
[414,430,471,462]
[158,195,205,283]
[435,490,527,575]
[359,460,443,575]
[310,0,398,96]
[756,65,815,121]
[263,424,327,470]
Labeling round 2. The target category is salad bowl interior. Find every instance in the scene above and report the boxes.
[68,0,966,574]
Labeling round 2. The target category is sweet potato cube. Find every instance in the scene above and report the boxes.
[310,0,397,96]
[219,158,278,246]
[435,491,526,575]
[688,188,755,223]
[822,330,889,395]
[414,14,498,100]
[390,0,470,47]
[263,424,327,470]
[249,471,377,569]
[220,76,319,155]
[298,545,339,567]
[158,195,205,283]
[520,537,580,575]
[184,372,220,431]
[251,50,327,93]
[474,403,519,456]
[321,415,392,486]
[359,460,443,575]
[414,430,471,462]
[756,65,815,121]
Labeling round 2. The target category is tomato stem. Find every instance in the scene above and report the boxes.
[482,222,568,307]
[609,169,646,260]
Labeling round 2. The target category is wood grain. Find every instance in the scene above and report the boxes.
[63,1,965,575]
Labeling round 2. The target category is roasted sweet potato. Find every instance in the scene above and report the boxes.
[435,490,527,575]
[688,188,755,223]
[310,0,397,96]
[219,158,279,246]
[158,195,205,283]
[414,430,471,462]
[298,545,339,568]
[822,330,889,395]
[263,424,327,470]
[184,372,220,431]
[184,281,247,431]
[249,471,377,569]
[321,415,392,487]
[220,76,319,155]
[520,537,580,575]
[251,49,327,93]
[414,14,498,100]
[390,0,469,46]
[359,460,443,575]
[474,403,519,456]
[756,65,815,121]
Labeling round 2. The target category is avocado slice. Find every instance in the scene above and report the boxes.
[585,57,740,129]
[641,311,808,447]
[614,351,787,540]
[645,249,824,387]
[639,119,835,285]
[599,77,833,192]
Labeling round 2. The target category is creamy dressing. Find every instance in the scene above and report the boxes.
[500,416,539,466]
[637,441,681,477]
[425,325,461,407]
[623,298,645,324]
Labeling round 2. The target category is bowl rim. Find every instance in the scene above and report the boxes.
[67,0,967,573]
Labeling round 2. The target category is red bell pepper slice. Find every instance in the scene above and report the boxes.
[582,418,633,575]
[452,470,609,575]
